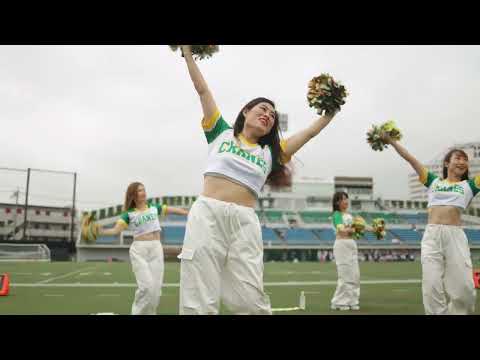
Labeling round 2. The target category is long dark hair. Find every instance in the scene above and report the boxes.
[124,182,144,211]
[443,149,469,180]
[233,97,292,188]
[332,191,348,212]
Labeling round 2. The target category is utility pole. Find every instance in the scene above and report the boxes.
[9,188,20,240]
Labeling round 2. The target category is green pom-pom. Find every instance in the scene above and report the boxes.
[372,218,386,240]
[366,120,403,152]
[307,73,348,115]
[169,45,219,60]
[352,216,366,240]
[81,214,98,244]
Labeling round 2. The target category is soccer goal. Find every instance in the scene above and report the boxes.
[0,243,51,262]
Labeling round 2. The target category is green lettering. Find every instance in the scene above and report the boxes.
[227,141,238,154]
[236,148,250,160]
[219,142,229,153]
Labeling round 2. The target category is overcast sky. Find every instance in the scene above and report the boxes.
[1,45,479,211]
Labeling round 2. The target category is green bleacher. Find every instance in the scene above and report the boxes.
[264,210,284,223]
[297,211,405,225]
[299,211,331,224]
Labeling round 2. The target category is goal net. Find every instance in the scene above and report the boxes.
[0,243,51,262]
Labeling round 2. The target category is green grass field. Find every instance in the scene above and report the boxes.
[1,260,479,315]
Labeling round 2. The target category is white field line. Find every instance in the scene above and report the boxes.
[36,266,97,284]
[13,279,421,288]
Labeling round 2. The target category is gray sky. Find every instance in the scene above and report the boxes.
[1,45,479,211]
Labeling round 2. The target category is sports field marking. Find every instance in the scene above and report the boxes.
[269,271,328,275]
[272,307,302,312]
[264,279,421,286]
[36,266,97,284]
[98,294,121,297]
[13,279,422,288]
[43,294,65,297]
[11,273,33,276]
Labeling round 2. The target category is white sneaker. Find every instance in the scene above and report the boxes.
[349,305,360,311]
[331,305,350,311]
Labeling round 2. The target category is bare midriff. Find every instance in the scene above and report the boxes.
[134,231,161,241]
[203,175,257,208]
[428,206,462,226]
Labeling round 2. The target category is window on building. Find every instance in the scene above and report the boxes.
[46,211,50,216]
[351,200,361,211]
[16,208,22,214]
[35,210,41,215]
[64,211,69,217]
[5,208,11,214]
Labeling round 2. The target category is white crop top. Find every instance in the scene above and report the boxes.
[202,110,290,197]
[117,202,167,238]
[419,168,480,209]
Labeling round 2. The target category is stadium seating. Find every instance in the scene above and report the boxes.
[162,214,188,223]
[83,206,480,249]
[311,229,336,243]
[389,229,422,243]
[464,229,480,244]
[162,226,186,245]
[299,211,331,224]
[262,227,282,244]
[284,229,319,245]
[263,210,284,223]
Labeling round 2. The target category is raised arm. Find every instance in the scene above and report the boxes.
[181,45,218,122]
[281,111,337,158]
[98,222,127,237]
[166,206,189,217]
[382,133,424,178]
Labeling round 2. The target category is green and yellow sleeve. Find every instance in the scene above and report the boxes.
[202,109,232,144]
[419,167,438,188]
[116,211,130,229]
[154,203,168,217]
[332,211,345,231]
[468,175,480,196]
